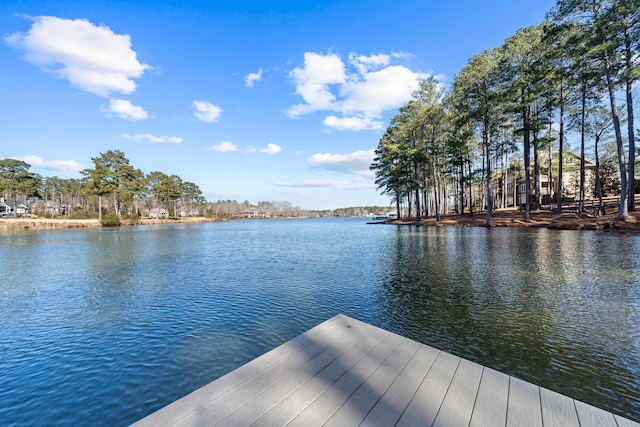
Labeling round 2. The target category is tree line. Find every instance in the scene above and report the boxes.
[371,0,638,225]
[1,150,381,220]
[0,150,206,219]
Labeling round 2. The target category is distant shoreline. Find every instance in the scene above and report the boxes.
[0,217,217,231]
[3,210,639,234]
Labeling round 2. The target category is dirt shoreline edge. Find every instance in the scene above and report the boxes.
[381,209,640,234]
[0,217,217,231]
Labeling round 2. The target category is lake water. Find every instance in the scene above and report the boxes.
[1,217,639,425]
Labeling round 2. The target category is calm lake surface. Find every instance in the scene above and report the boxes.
[1,217,639,425]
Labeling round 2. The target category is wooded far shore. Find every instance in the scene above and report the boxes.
[1,209,639,234]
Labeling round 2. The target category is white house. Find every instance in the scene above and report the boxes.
[0,200,29,216]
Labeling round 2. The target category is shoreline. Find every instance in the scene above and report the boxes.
[382,208,640,234]
[2,209,640,234]
[0,216,217,232]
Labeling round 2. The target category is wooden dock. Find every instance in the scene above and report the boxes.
[133,314,639,426]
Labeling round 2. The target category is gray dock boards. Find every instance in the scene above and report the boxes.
[133,314,639,427]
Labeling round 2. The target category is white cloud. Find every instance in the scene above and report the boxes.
[245,68,263,88]
[391,51,414,60]
[102,99,148,120]
[322,116,382,131]
[260,143,282,154]
[341,66,425,115]
[248,143,282,154]
[193,100,223,123]
[287,52,346,117]
[5,16,150,97]
[308,150,375,177]
[287,51,429,131]
[272,179,373,190]
[348,52,390,74]
[122,133,183,143]
[210,141,238,152]
[13,155,83,172]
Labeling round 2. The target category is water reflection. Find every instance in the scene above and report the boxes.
[378,226,640,420]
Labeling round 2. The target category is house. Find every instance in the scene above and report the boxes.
[0,200,29,217]
[147,207,168,219]
[240,211,271,219]
[177,208,200,217]
[541,151,596,203]
[32,199,64,217]
[0,201,9,215]
[501,151,596,208]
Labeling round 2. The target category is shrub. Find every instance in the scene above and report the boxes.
[100,212,121,227]
[122,211,140,220]
[71,209,98,219]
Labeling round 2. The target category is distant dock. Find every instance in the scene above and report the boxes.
[133,314,639,426]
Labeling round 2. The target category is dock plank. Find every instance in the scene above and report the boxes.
[214,316,373,426]
[433,358,484,427]
[540,387,579,427]
[574,399,618,427]
[360,344,439,426]
[507,376,543,427]
[322,338,420,426]
[251,318,390,426]
[469,367,509,427]
[186,337,331,425]
[615,414,640,427]
[395,350,461,427]
[133,315,640,427]
[286,331,404,426]
[204,316,369,426]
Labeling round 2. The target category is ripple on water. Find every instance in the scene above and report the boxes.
[0,220,639,425]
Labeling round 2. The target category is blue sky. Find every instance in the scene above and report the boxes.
[1,0,557,210]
